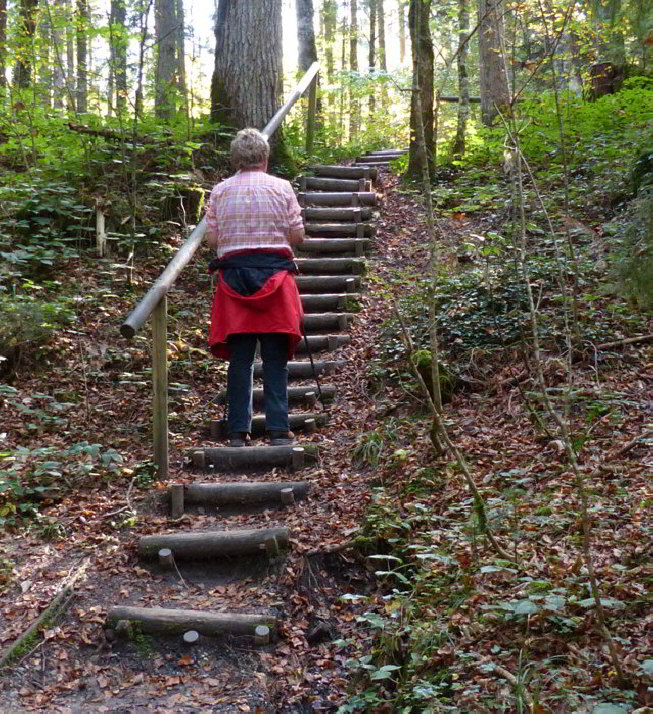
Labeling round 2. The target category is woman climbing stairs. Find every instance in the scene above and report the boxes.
[105,149,405,653]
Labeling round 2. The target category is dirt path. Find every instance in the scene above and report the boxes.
[0,166,416,712]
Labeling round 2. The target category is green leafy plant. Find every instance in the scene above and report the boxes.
[0,294,74,376]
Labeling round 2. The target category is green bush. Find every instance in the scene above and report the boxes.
[611,188,653,310]
[0,179,88,283]
[0,294,74,376]
[632,146,653,195]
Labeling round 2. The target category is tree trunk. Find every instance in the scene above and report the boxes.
[339,15,347,143]
[349,0,360,138]
[297,0,318,72]
[398,0,405,65]
[75,0,87,113]
[39,11,52,107]
[155,0,176,119]
[211,0,283,132]
[377,0,387,71]
[367,0,377,115]
[452,0,469,157]
[478,0,510,125]
[321,0,337,84]
[0,0,6,89]
[377,0,388,105]
[112,0,127,113]
[407,0,434,178]
[14,0,38,89]
[134,0,152,119]
[175,0,186,98]
[108,0,127,115]
[48,0,66,109]
[66,0,75,112]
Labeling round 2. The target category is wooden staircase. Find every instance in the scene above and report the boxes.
[105,149,406,650]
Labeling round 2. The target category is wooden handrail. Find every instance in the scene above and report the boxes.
[120,60,320,339]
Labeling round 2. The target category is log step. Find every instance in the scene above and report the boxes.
[367,149,408,156]
[353,161,392,169]
[211,412,328,438]
[190,444,318,472]
[301,177,372,192]
[139,527,290,559]
[312,165,378,180]
[303,206,374,222]
[295,333,351,353]
[107,606,276,640]
[303,312,355,332]
[295,257,365,275]
[305,223,375,237]
[215,385,336,406]
[264,359,344,380]
[356,155,396,164]
[182,481,310,505]
[301,293,360,313]
[297,275,360,293]
[298,191,377,207]
[296,238,371,256]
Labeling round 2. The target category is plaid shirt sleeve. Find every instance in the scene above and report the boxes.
[206,185,219,235]
[285,181,303,232]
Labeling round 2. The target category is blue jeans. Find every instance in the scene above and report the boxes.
[227,333,289,434]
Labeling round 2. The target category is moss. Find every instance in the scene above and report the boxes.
[413,350,460,405]
[4,629,42,665]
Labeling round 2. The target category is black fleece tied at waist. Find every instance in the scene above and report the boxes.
[208,252,298,297]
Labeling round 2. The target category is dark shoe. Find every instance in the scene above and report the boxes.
[267,430,296,446]
[228,432,250,447]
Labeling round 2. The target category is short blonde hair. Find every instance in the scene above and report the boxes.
[230,128,269,171]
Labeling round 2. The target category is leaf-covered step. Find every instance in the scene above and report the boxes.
[295,257,365,275]
[302,312,355,332]
[210,412,327,438]
[301,293,360,313]
[302,206,374,222]
[297,191,377,207]
[107,606,276,641]
[356,155,394,164]
[300,176,372,192]
[181,480,310,505]
[261,359,344,380]
[295,334,350,353]
[312,165,378,180]
[139,527,290,560]
[296,238,371,256]
[297,275,360,293]
[215,384,336,406]
[367,149,407,157]
[305,222,375,237]
[189,444,318,472]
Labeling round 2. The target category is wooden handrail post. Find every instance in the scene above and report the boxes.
[152,296,169,480]
[306,75,317,155]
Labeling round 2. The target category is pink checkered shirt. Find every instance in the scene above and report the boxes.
[206,169,303,258]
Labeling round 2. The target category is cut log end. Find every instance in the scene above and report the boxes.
[263,536,280,558]
[254,625,270,646]
[183,630,199,645]
[292,447,305,472]
[158,548,174,568]
[280,487,295,505]
[170,484,184,519]
[115,619,132,640]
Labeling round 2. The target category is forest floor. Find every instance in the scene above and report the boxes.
[0,164,652,713]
